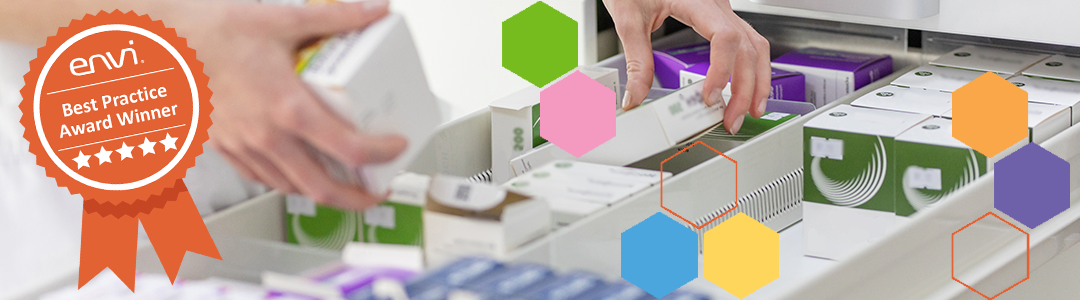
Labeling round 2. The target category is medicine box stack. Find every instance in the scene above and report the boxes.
[680,64,807,103]
[771,47,893,107]
[362,173,430,246]
[300,14,441,194]
[894,118,1024,216]
[504,160,669,227]
[286,194,361,251]
[803,105,930,260]
[490,67,620,184]
[850,85,952,117]
[890,65,987,92]
[509,80,723,176]
[1009,75,1080,125]
[653,42,712,89]
[287,173,433,250]
[929,45,1049,76]
[1026,102,1071,144]
[423,175,551,266]
[391,256,714,300]
[1022,54,1080,82]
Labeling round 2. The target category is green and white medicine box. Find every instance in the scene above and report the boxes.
[1027,102,1071,144]
[504,160,669,228]
[1009,76,1080,125]
[286,194,361,251]
[891,65,986,93]
[930,45,1049,76]
[362,173,430,246]
[894,118,1025,217]
[803,105,930,260]
[1021,54,1080,82]
[850,85,952,117]
[489,66,620,184]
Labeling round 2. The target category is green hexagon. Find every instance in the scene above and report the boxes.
[503,1,578,87]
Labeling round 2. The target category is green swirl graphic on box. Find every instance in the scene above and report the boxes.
[801,105,931,260]
[893,117,1012,217]
[286,199,360,250]
[804,129,894,212]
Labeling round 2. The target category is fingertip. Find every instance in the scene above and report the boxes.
[753,97,768,118]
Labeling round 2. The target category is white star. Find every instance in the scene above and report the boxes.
[116,142,134,160]
[160,133,178,152]
[94,146,112,165]
[138,137,156,156]
[73,151,91,169]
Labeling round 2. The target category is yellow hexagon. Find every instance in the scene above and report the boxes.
[952,72,1028,157]
[703,213,779,298]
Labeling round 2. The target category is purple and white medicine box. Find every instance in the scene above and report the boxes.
[771,47,893,107]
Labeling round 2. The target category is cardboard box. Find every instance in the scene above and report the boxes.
[1021,54,1080,82]
[503,160,669,227]
[509,81,722,176]
[423,175,551,266]
[1027,102,1071,144]
[362,173,430,246]
[850,85,952,117]
[285,194,361,250]
[300,14,441,194]
[894,118,1025,217]
[771,48,893,107]
[490,67,621,184]
[680,64,807,102]
[1009,75,1080,125]
[930,45,1049,76]
[803,105,930,260]
[891,65,987,92]
[653,42,712,89]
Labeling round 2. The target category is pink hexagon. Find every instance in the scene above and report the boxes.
[540,71,615,157]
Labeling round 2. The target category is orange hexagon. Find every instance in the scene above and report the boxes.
[660,141,736,229]
[952,72,1028,157]
[952,212,1029,300]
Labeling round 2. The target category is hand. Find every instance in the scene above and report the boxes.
[602,0,771,134]
[190,0,406,210]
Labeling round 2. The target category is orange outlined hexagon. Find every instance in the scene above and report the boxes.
[660,141,736,229]
[952,212,1030,300]
[952,72,1028,157]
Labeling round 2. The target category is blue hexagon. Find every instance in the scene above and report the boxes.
[995,143,1070,229]
[621,212,698,298]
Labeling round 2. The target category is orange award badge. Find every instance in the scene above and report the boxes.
[19,11,218,291]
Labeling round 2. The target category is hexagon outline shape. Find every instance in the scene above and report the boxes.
[951,211,1030,300]
[539,71,616,157]
[661,140,737,229]
[620,212,699,299]
[951,72,1028,158]
[502,1,578,88]
[702,212,779,299]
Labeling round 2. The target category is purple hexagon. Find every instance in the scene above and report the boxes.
[540,71,615,157]
[995,143,1070,228]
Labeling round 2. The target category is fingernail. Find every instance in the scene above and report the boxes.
[363,0,389,10]
[621,90,634,110]
[758,98,768,114]
[708,88,723,107]
[728,114,744,135]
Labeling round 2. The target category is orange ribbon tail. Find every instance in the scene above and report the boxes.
[141,180,221,284]
[78,212,138,290]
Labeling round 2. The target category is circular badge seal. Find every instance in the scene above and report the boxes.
[20,10,212,211]
[18,10,218,290]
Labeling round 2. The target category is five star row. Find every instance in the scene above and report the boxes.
[72,133,179,169]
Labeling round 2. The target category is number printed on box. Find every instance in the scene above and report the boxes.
[810,136,844,160]
[905,166,942,190]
